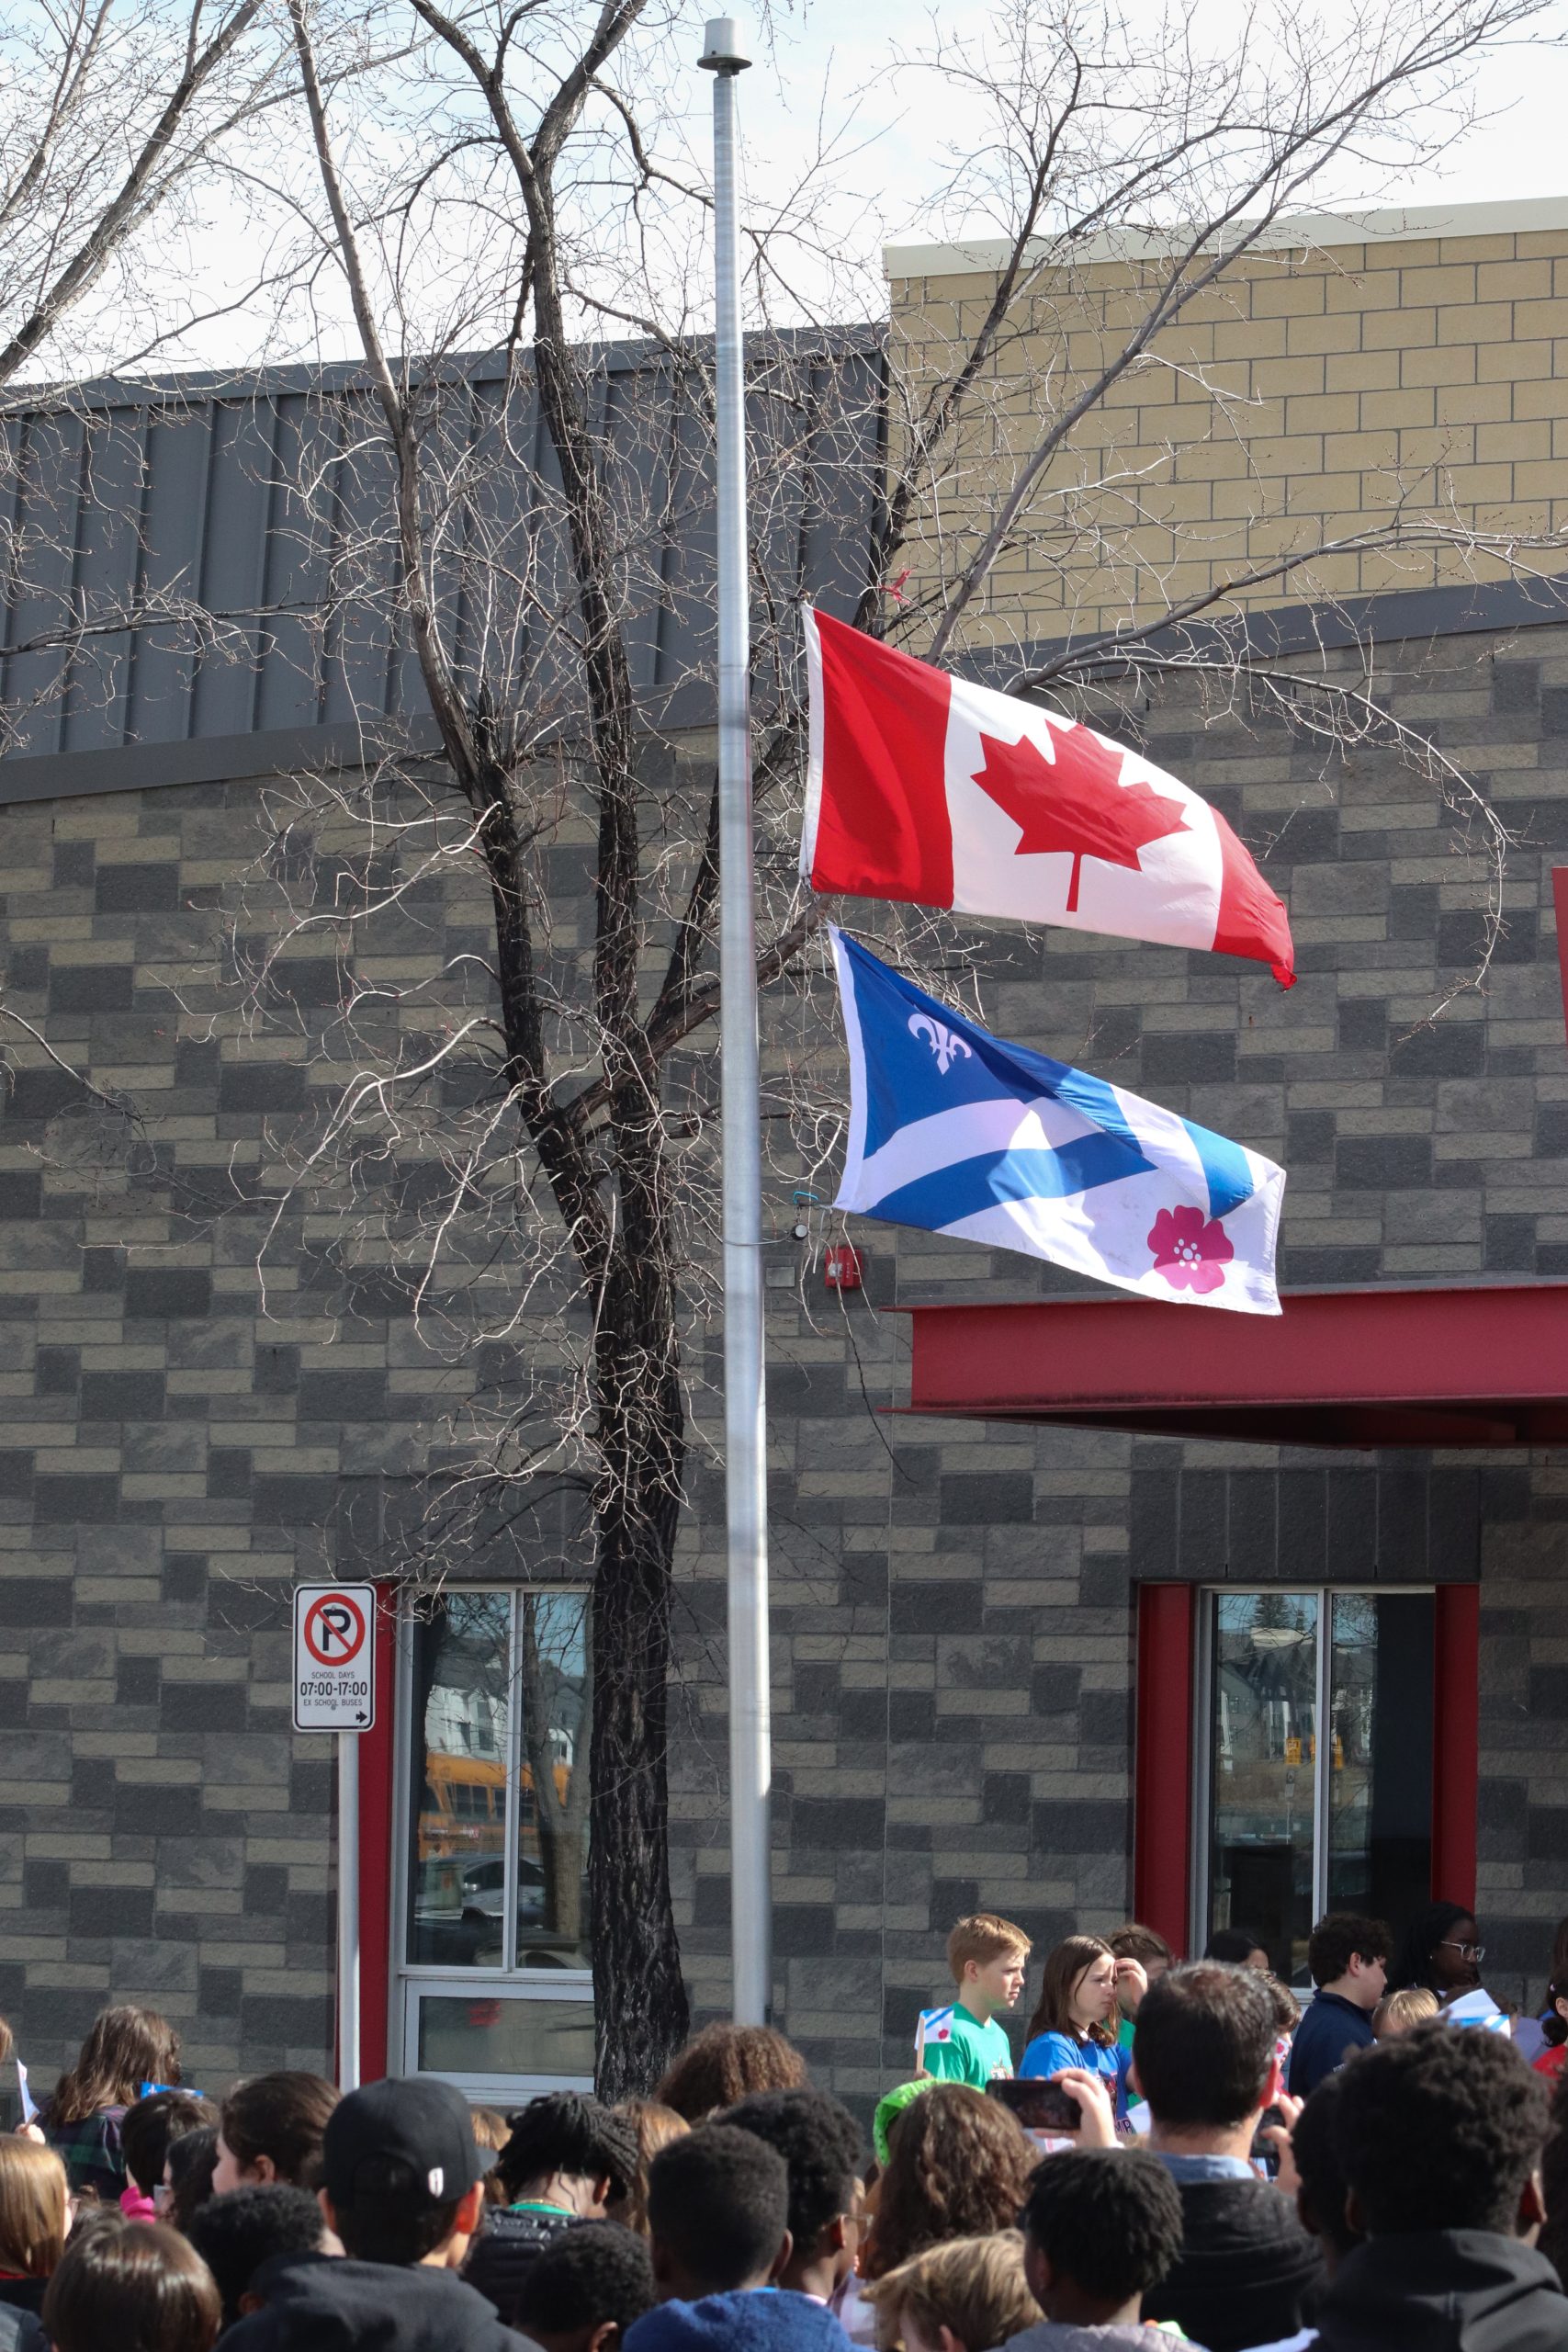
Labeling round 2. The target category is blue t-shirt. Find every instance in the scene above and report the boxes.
[1019,2029,1130,2116]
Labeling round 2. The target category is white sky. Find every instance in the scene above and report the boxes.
[63,0,1568,375]
[730,0,1568,243]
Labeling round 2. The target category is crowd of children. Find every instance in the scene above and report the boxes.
[3,1897,1568,2349]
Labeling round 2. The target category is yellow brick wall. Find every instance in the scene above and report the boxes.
[887,221,1568,650]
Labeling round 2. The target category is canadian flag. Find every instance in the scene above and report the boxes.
[800,607,1294,986]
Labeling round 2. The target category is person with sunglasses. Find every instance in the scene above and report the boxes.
[1388,1900,1486,2006]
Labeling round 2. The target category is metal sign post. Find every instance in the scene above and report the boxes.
[337,1729,359,2091]
[699,15,772,2028]
[292,1583,376,2090]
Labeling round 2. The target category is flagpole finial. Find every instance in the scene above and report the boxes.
[699,17,750,70]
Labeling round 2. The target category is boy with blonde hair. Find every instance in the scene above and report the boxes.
[863,2230,1038,2352]
[917,1914,1031,2088]
[1372,1985,1438,2039]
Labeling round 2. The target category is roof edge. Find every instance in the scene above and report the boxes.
[884,193,1568,280]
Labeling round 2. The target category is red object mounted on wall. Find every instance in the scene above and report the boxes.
[824,1244,863,1291]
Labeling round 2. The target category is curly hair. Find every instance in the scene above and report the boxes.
[516,2222,655,2340]
[1021,2149,1183,2304]
[185,2185,323,2327]
[720,2090,864,2250]
[863,2230,1039,2352]
[1289,2074,1359,2259]
[861,2085,1036,2282]
[1307,1914,1392,1988]
[498,2093,638,2203]
[1332,2022,1548,2235]
[646,2125,789,2292]
[1539,2070,1568,2284]
[654,2025,807,2122]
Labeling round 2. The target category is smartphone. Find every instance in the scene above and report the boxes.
[1250,2102,1285,2177]
[988,2076,1082,2132]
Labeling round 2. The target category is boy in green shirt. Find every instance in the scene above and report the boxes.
[917,1912,1032,2087]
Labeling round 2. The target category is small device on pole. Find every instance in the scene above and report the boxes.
[292,1582,376,2089]
[699,15,772,2028]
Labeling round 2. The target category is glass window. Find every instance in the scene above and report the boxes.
[1326,1591,1434,1928]
[415,1994,595,2082]
[1208,1591,1320,1983]
[407,1589,590,1973]
[1200,1587,1436,1984]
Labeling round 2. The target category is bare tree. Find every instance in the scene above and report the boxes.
[92,0,1560,2091]
[0,0,303,386]
[0,0,330,1136]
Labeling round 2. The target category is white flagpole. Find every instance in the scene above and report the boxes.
[699,15,771,2027]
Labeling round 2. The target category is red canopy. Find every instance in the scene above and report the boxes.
[897,1280,1568,1448]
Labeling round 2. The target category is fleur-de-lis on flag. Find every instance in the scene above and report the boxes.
[908,1013,974,1076]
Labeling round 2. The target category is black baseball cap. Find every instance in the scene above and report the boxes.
[321,2076,493,2209]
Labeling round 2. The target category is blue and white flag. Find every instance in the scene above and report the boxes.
[916,2006,955,2064]
[831,927,1285,1315]
[1444,1988,1511,2034]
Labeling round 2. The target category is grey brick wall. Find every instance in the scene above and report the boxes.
[3,616,1568,2105]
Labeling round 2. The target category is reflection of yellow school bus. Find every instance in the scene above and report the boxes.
[421,1752,507,1862]
[419,1747,573,1863]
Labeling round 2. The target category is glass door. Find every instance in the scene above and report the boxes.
[394,1586,595,2097]
[1196,1587,1434,1984]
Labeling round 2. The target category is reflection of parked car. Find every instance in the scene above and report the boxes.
[456,1855,547,1929]
[411,1852,555,1965]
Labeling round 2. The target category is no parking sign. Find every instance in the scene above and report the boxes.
[293,1583,377,1731]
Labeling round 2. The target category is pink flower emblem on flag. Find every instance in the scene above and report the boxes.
[1148,1204,1234,1295]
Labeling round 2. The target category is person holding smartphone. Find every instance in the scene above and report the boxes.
[1017,1937,1131,2119]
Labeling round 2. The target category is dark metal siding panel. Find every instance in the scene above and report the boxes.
[0,333,887,789]
[130,403,213,743]
[190,400,275,737]
[61,408,148,752]
[797,349,885,622]
[4,409,86,756]
[656,375,716,696]
[254,391,334,732]
[321,398,398,727]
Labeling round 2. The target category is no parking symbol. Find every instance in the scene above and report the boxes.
[293,1583,377,1730]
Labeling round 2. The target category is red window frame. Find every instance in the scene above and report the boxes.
[1133,1580,1478,1958]
[348,1581,397,2085]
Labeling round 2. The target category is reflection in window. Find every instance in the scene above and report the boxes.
[1327,1592,1433,1930]
[518,1592,591,1967]
[1209,1591,1318,1983]
[1203,1589,1437,1985]
[408,1589,591,1972]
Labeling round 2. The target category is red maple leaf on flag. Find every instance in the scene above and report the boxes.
[971,722,1190,913]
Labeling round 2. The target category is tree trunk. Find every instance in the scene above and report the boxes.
[589,1386,689,2097]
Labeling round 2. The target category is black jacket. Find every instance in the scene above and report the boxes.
[1142,2173,1324,2352]
[1286,1989,1377,2098]
[462,2204,575,2326]
[220,2256,534,2351]
[1312,2229,1568,2352]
